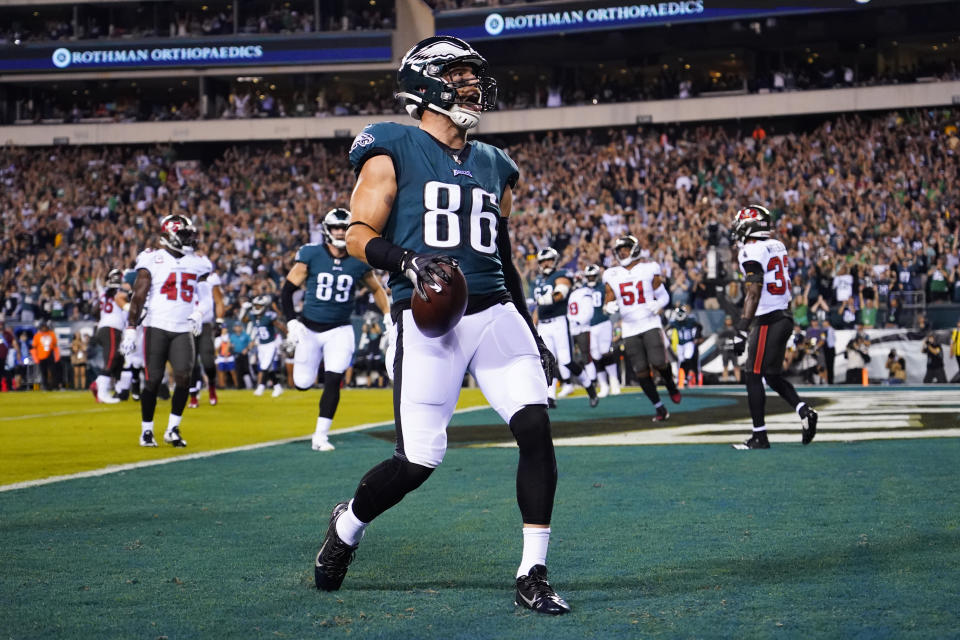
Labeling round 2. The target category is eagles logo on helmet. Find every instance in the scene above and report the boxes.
[159,214,197,254]
[613,235,643,266]
[732,204,773,245]
[251,294,270,316]
[583,264,601,286]
[322,208,351,250]
[396,35,498,131]
[536,247,559,275]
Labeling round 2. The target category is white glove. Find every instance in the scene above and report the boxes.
[603,301,619,315]
[120,327,138,356]
[643,302,662,315]
[536,291,555,306]
[188,308,204,337]
[241,301,252,311]
[383,315,394,335]
[286,318,306,344]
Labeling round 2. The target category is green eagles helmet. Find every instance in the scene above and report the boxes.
[536,247,559,275]
[396,35,497,131]
[322,208,351,249]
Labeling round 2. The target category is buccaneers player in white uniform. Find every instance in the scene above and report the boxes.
[122,214,212,448]
[602,235,681,421]
[731,205,818,450]
[91,268,127,404]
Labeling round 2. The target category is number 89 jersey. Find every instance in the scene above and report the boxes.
[295,243,372,325]
[738,238,791,315]
[349,122,519,304]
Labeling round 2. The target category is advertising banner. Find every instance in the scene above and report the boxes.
[0,32,391,73]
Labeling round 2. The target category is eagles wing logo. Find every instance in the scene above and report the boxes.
[351,132,375,153]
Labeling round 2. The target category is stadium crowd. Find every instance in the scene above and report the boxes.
[12,57,960,126]
[0,3,393,44]
[2,107,960,389]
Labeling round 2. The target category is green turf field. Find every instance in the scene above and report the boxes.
[2,387,959,638]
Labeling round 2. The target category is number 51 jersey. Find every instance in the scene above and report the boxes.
[737,238,791,315]
[349,122,519,305]
[134,248,212,333]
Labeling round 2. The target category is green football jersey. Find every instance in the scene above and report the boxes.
[349,122,519,304]
[295,243,371,325]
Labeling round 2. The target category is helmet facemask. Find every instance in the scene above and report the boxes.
[583,264,601,286]
[106,269,123,288]
[732,205,773,246]
[614,235,642,266]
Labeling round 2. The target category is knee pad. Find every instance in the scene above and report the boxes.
[353,456,435,523]
[509,405,552,452]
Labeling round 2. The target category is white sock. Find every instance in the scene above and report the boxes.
[96,375,112,394]
[517,527,550,578]
[753,426,767,433]
[795,402,808,415]
[335,499,368,546]
[315,417,332,439]
[141,421,154,435]
[117,371,132,392]
[167,414,182,432]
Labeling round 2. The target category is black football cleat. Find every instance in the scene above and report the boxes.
[139,430,158,447]
[315,502,358,591]
[163,427,187,448]
[515,565,571,615]
[652,405,669,422]
[732,433,770,450]
[586,384,599,408]
[800,405,818,445]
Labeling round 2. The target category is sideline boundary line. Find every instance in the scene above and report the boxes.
[0,405,490,494]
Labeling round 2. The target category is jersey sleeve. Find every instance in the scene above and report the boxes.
[294,244,310,264]
[134,250,154,274]
[208,271,222,287]
[348,122,406,177]
[494,147,520,190]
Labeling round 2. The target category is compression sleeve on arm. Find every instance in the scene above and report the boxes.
[281,279,298,321]
[496,219,537,335]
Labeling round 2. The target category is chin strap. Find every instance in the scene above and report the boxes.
[398,92,480,130]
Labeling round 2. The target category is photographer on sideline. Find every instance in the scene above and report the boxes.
[844,333,870,384]
[922,333,946,383]
[885,349,907,385]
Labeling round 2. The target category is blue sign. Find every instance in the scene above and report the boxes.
[0,33,391,73]
[435,0,941,40]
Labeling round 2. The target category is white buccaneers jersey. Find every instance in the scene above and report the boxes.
[96,287,126,331]
[197,268,222,323]
[566,286,595,336]
[603,261,663,337]
[738,239,791,315]
[134,248,212,332]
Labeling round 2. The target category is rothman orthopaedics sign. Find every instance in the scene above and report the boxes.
[0,33,391,73]
[434,0,939,40]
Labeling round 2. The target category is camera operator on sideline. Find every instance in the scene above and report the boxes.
[922,333,947,383]
[843,333,871,384]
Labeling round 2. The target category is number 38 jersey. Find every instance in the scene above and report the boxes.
[349,122,519,305]
[295,243,372,325]
[602,261,663,338]
[738,239,791,315]
[134,248,212,333]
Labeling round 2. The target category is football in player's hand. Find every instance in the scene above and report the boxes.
[411,262,468,338]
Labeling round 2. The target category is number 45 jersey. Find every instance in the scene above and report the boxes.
[737,238,791,315]
[134,248,212,333]
[349,122,519,305]
[295,243,372,325]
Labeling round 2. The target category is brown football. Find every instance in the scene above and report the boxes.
[410,263,468,338]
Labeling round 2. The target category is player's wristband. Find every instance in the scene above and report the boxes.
[365,237,410,273]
